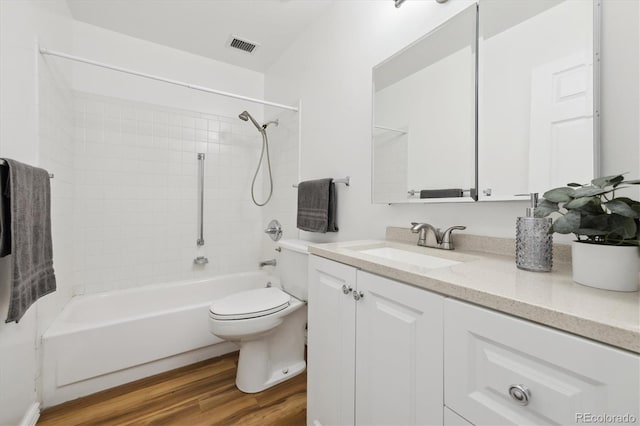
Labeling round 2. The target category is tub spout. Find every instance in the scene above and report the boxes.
[259,259,276,268]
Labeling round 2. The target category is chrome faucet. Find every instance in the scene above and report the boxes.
[410,222,466,250]
[259,259,277,268]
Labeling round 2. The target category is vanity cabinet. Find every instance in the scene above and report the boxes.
[307,255,444,426]
[444,299,640,426]
[308,255,640,426]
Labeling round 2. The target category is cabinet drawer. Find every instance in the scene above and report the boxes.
[444,299,640,425]
[445,407,473,426]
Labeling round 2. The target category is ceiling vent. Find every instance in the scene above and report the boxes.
[228,35,259,54]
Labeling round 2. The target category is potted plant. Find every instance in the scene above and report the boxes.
[535,174,640,292]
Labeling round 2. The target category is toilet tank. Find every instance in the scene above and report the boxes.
[276,239,310,301]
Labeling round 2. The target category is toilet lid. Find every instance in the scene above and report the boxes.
[209,287,291,320]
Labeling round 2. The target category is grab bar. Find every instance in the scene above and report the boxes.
[197,153,205,246]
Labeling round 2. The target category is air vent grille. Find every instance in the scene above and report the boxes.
[229,37,257,53]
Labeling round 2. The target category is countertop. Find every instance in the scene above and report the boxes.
[308,238,640,354]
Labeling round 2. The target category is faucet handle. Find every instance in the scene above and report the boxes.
[440,225,466,250]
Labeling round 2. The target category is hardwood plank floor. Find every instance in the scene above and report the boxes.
[38,352,307,426]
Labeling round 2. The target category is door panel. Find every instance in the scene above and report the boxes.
[307,256,357,426]
[355,271,444,426]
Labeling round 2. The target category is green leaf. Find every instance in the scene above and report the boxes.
[567,182,583,187]
[613,197,640,206]
[551,210,581,234]
[581,214,609,231]
[605,200,639,218]
[592,174,625,188]
[543,187,574,203]
[534,199,559,217]
[572,186,609,198]
[608,214,638,240]
[619,179,640,185]
[564,197,595,209]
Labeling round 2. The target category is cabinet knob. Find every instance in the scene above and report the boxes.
[342,285,353,295]
[353,291,364,301]
[508,384,531,406]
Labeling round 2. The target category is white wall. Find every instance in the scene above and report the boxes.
[265,0,640,243]
[0,0,73,424]
[72,21,265,120]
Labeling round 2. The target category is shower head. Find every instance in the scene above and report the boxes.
[238,110,263,133]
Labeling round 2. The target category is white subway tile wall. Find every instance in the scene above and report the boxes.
[72,92,269,294]
[261,108,300,252]
[38,58,76,326]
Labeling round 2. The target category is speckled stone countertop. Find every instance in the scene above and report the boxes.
[308,229,640,354]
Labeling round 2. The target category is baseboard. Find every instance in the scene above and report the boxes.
[20,402,40,426]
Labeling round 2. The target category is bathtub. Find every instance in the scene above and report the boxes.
[42,271,273,407]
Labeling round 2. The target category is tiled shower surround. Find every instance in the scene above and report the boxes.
[72,93,270,294]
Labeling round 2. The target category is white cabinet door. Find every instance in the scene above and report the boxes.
[444,299,640,426]
[307,255,357,426]
[355,271,444,426]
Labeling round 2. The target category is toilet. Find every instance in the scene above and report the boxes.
[208,239,309,393]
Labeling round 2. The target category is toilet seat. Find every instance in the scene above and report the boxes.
[209,287,291,320]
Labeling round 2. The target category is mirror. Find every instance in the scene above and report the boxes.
[478,0,598,200]
[372,5,478,204]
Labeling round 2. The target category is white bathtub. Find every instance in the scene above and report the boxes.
[42,271,273,407]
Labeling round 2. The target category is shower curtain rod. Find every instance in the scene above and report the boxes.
[39,47,299,112]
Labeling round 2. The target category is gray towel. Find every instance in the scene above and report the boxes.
[420,188,464,199]
[0,165,10,257]
[297,178,338,233]
[1,159,56,323]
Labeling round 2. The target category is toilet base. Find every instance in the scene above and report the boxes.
[236,359,306,393]
[235,305,307,393]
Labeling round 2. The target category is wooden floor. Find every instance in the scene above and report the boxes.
[38,352,307,426]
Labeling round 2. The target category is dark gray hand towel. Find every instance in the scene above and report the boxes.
[420,188,464,199]
[1,159,56,323]
[297,178,338,233]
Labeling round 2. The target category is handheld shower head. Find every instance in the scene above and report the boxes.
[238,110,263,133]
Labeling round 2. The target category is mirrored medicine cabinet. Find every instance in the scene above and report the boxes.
[371,0,600,204]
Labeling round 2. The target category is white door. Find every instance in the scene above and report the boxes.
[307,256,357,426]
[529,51,594,192]
[355,271,444,426]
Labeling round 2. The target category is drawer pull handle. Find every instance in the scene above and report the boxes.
[508,384,531,406]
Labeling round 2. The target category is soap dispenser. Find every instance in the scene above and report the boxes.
[516,193,553,272]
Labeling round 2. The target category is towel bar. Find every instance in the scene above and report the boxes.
[0,159,54,178]
[293,176,349,188]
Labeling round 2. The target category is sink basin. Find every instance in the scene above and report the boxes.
[358,247,461,269]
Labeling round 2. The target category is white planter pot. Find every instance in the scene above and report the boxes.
[572,241,640,292]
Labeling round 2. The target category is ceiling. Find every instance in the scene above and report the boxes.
[66,0,335,72]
